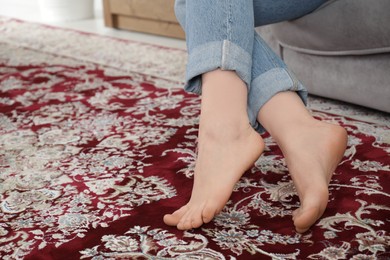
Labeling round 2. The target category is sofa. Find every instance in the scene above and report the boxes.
[256,0,390,113]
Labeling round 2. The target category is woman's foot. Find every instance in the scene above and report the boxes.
[281,121,347,233]
[164,69,264,230]
[258,92,348,233]
[164,120,264,230]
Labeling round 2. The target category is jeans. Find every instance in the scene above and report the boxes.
[174,0,327,133]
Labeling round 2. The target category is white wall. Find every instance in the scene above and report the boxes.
[0,0,103,22]
[0,0,41,21]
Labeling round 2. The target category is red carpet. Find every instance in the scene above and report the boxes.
[0,18,389,259]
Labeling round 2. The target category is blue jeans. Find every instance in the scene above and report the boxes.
[174,0,327,133]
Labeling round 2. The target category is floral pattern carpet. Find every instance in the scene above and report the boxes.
[0,17,389,260]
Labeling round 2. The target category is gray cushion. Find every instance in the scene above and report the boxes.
[271,0,390,55]
[256,0,390,113]
[283,49,390,113]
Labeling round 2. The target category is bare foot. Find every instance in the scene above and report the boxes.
[278,121,347,233]
[164,122,264,230]
[257,91,348,233]
[164,69,264,230]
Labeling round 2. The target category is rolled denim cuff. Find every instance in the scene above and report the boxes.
[184,40,252,95]
[248,68,308,134]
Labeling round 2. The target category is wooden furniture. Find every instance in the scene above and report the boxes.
[103,0,185,39]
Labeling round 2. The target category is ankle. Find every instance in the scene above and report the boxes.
[201,69,249,119]
[257,92,313,134]
[199,116,252,141]
[266,117,316,144]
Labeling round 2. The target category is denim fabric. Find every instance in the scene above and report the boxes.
[175,0,327,133]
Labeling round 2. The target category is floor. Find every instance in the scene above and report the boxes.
[48,18,187,50]
[0,0,187,50]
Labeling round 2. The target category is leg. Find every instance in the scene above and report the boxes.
[164,0,264,230]
[257,92,347,233]
[164,69,264,230]
[248,1,347,233]
[253,0,328,26]
[166,0,344,233]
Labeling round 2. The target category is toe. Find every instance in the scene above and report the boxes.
[202,203,218,224]
[293,206,321,233]
[190,216,204,229]
[163,205,189,226]
[295,226,309,234]
[292,208,300,220]
[177,208,195,230]
[177,205,207,230]
[177,216,192,230]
